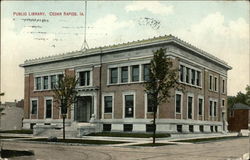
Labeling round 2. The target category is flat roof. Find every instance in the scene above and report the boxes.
[232,103,250,110]
[20,34,232,70]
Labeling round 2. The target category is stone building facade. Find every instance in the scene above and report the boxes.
[20,35,231,134]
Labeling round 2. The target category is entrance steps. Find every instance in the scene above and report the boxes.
[33,122,100,138]
[75,123,98,137]
[33,124,78,138]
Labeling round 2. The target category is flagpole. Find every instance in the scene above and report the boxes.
[81,0,89,50]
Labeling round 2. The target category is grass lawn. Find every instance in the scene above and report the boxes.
[131,143,176,147]
[25,138,128,145]
[87,132,171,138]
[0,129,33,134]
[0,136,27,139]
[174,136,244,143]
[0,149,34,158]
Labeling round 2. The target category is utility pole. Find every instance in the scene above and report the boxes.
[81,1,89,51]
[0,48,4,103]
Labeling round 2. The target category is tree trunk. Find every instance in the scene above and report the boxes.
[153,109,156,144]
[62,115,66,140]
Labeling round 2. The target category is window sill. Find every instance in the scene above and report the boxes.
[107,81,146,86]
[208,90,219,93]
[34,89,52,92]
[77,85,93,88]
[178,81,202,89]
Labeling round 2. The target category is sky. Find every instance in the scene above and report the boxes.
[1,1,249,102]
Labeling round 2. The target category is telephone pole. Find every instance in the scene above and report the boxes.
[0,49,4,103]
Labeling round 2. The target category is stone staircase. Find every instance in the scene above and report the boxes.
[33,122,100,138]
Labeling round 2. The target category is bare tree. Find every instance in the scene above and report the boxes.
[53,74,78,140]
[145,48,179,144]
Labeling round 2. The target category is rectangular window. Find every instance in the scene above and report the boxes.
[214,101,217,116]
[210,126,214,132]
[131,65,139,82]
[222,99,225,106]
[50,75,57,89]
[222,79,225,93]
[177,125,182,133]
[125,95,134,118]
[188,96,193,119]
[186,68,190,83]
[214,77,218,91]
[209,75,213,90]
[175,94,181,113]
[58,74,64,88]
[143,64,150,81]
[191,69,195,85]
[31,100,38,114]
[196,71,201,86]
[215,126,218,132]
[123,124,133,132]
[36,77,41,90]
[199,125,204,132]
[189,125,194,132]
[43,76,49,89]
[121,67,128,83]
[180,65,184,82]
[79,71,90,86]
[103,124,111,132]
[198,98,203,115]
[45,99,52,118]
[104,96,112,113]
[209,101,213,116]
[110,68,118,84]
[147,94,154,112]
[146,124,154,132]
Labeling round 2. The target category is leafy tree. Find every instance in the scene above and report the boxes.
[227,86,250,117]
[144,48,179,144]
[53,74,78,139]
[245,85,250,105]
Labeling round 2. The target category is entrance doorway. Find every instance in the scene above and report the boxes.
[75,96,93,122]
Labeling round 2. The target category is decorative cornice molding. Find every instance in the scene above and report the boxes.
[20,34,232,70]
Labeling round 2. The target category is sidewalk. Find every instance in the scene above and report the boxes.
[1,132,240,147]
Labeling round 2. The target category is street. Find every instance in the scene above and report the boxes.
[1,137,248,160]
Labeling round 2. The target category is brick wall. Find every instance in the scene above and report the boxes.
[25,69,75,120]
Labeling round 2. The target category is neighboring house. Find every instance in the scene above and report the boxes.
[228,103,250,132]
[0,100,24,130]
[20,35,231,135]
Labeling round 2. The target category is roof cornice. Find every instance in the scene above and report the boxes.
[20,34,232,70]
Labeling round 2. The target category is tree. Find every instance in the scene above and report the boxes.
[245,85,250,105]
[227,85,250,117]
[53,74,78,139]
[144,48,179,144]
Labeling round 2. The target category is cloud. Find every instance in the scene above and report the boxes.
[188,12,249,40]
[87,14,135,47]
[125,1,173,15]
[1,18,72,102]
[172,12,249,96]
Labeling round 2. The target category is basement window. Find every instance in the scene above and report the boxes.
[177,125,182,133]
[103,124,111,132]
[123,124,133,132]
[146,124,154,133]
